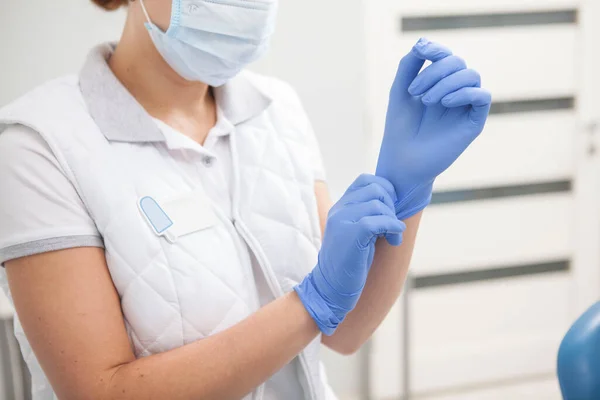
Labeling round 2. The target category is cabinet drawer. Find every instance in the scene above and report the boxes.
[395,26,577,102]
[412,193,573,276]
[435,111,576,191]
[396,0,577,16]
[414,377,562,400]
[409,274,573,394]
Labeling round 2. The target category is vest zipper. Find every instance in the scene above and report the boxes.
[229,131,318,400]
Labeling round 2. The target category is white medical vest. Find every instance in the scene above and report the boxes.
[0,44,334,400]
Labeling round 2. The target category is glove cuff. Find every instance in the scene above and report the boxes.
[295,273,343,336]
[394,182,434,220]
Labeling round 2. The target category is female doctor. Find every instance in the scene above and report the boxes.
[0,0,491,399]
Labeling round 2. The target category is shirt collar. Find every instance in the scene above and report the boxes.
[79,43,272,144]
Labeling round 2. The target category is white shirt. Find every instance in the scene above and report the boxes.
[0,106,326,400]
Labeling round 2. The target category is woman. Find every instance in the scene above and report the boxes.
[0,0,491,398]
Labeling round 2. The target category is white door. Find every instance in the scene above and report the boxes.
[368,0,600,398]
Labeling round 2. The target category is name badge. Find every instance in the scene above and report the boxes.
[139,190,218,243]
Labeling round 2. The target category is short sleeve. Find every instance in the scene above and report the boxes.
[0,124,103,265]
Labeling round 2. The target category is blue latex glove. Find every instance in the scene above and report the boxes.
[295,174,406,335]
[558,301,600,399]
[376,38,492,220]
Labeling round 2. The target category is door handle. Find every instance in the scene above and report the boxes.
[584,121,598,156]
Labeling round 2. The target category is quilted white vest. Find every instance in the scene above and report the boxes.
[0,45,333,400]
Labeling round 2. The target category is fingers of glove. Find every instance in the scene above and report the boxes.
[408,55,468,96]
[391,38,451,95]
[412,38,454,62]
[338,199,397,223]
[391,53,425,96]
[342,183,396,212]
[441,87,492,124]
[346,174,397,203]
[421,69,481,106]
[384,232,404,247]
[356,216,407,248]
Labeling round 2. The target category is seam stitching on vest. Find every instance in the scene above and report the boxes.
[163,244,247,338]
[176,243,247,304]
[116,248,165,295]
[277,134,316,246]
[106,217,186,352]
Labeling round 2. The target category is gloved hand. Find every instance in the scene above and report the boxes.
[295,174,406,335]
[376,38,492,220]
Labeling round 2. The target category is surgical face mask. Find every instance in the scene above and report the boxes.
[139,0,278,86]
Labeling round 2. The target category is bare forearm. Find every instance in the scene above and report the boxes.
[103,292,318,400]
[323,212,422,354]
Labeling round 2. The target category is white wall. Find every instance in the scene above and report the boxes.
[0,1,368,398]
[0,1,126,105]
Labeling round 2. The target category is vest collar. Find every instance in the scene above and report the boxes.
[79,43,272,143]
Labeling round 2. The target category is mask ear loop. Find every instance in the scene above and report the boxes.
[138,0,153,24]
[138,0,178,36]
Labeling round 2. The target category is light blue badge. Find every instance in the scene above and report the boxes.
[139,196,175,241]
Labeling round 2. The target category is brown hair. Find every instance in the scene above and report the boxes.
[91,0,129,11]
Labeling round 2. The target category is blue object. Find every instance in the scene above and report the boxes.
[376,38,492,220]
[558,301,600,399]
[139,0,277,86]
[295,174,406,335]
[139,196,173,234]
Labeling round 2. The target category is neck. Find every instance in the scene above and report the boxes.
[108,6,216,143]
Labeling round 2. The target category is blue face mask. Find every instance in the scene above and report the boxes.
[139,0,278,86]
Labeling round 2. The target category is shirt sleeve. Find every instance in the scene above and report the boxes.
[0,124,103,265]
